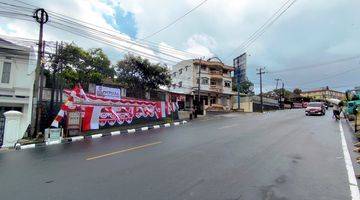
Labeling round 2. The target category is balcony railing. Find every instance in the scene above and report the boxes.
[209,85,223,93]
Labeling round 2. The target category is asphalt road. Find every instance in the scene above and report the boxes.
[0,109,358,200]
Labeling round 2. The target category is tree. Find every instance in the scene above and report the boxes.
[50,43,114,89]
[115,54,171,98]
[293,88,302,95]
[274,88,293,99]
[232,80,254,94]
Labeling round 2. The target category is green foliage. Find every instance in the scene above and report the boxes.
[51,43,114,89]
[273,88,293,99]
[232,80,254,94]
[115,54,171,97]
[293,88,302,95]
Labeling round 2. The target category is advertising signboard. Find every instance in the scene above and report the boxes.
[233,53,247,83]
[95,85,121,99]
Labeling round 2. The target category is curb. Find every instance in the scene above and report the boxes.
[345,117,356,133]
[15,120,188,150]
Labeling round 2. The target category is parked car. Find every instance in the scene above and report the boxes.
[302,102,308,108]
[305,102,326,116]
[293,102,303,109]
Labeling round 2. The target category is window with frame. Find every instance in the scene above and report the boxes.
[224,81,231,87]
[196,78,200,84]
[1,62,11,84]
[201,65,207,71]
[201,77,209,85]
[210,80,216,86]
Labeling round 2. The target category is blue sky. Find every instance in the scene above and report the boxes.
[103,5,137,39]
[0,0,359,93]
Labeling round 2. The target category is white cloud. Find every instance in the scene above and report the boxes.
[185,34,216,58]
[1,0,360,91]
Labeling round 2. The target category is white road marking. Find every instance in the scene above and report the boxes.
[127,129,136,133]
[339,120,360,200]
[110,131,121,136]
[141,127,149,131]
[20,144,36,149]
[46,140,61,145]
[218,124,238,130]
[91,134,103,139]
[71,136,84,141]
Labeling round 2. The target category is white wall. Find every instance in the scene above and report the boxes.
[170,60,194,94]
[0,48,34,138]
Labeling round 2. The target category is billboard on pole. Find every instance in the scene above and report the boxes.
[233,53,247,83]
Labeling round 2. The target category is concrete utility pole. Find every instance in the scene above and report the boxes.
[281,81,285,109]
[197,58,202,115]
[275,78,281,90]
[50,41,59,112]
[235,60,241,111]
[257,67,266,113]
[31,8,49,137]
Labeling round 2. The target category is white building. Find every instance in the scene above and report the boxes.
[0,38,36,146]
[169,58,234,112]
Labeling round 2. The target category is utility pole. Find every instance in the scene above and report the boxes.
[235,59,241,111]
[275,78,281,109]
[31,8,49,137]
[197,58,202,116]
[257,67,266,113]
[281,81,285,109]
[275,78,281,90]
[50,41,58,112]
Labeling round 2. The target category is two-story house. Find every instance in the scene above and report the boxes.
[300,87,345,100]
[170,58,234,112]
[0,38,36,145]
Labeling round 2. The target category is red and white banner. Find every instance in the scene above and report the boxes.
[52,85,178,131]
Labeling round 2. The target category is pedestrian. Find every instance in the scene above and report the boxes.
[333,104,341,120]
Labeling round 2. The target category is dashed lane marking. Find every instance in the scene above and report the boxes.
[339,120,360,200]
[217,124,238,130]
[85,141,162,161]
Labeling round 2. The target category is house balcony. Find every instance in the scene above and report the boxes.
[209,70,224,79]
[209,85,223,93]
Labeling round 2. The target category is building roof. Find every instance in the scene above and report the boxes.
[192,59,234,71]
[0,38,30,57]
[301,88,345,94]
[101,77,127,88]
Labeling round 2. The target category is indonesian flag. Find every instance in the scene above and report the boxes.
[104,107,120,121]
[82,106,102,131]
[50,84,87,128]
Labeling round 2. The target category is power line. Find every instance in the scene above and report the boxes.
[0,6,182,64]
[224,0,297,61]
[291,66,360,87]
[9,0,202,58]
[46,22,178,64]
[268,55,360,74]
[142,0,208,40]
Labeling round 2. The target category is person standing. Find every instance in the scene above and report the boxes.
[333,104,341,120]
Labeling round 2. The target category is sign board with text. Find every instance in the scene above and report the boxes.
[67,111,82,130]
[233,53,247,83]
[96,85,121,99]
